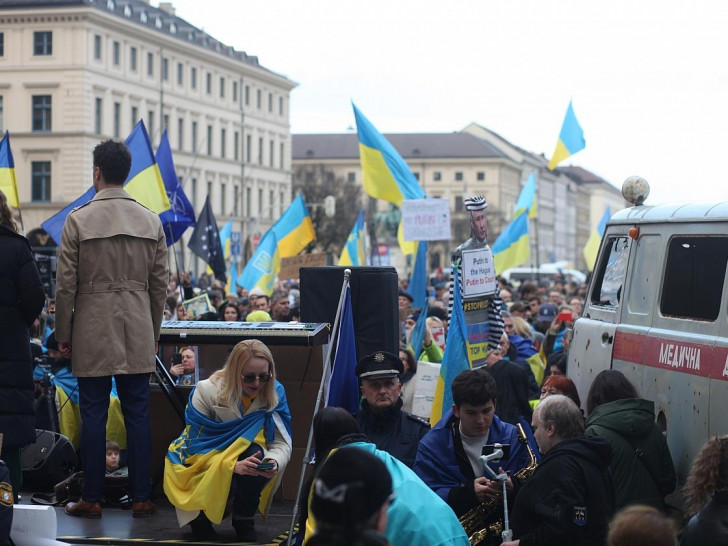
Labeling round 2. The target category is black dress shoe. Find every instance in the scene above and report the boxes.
[190,514,217,541]
[233,518,257,542]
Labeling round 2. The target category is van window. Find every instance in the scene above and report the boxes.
[660,236,728,321]
[591,237,629,307]
[627,234,662,316]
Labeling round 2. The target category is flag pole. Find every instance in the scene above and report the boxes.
[16,205,25,235]
[286,268,352,545]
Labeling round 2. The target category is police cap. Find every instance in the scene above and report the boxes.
[355,351,404,381]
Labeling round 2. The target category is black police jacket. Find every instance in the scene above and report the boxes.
[354,398,429,469]
[511,436,615,546]
[680,491,728,546]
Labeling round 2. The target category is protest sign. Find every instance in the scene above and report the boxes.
[279,253,327,280]
[401,199,451,241]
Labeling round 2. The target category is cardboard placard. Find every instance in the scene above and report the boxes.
[401,199,451,241]
[181,293,212,318]
[411,361,442,420]
[461,248,497,297]
[279,254,327,280]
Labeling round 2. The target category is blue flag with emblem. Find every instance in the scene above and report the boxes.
[325,285,359,413]
[188,195,226,282]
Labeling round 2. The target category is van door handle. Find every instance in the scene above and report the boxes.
[601,332,614,345]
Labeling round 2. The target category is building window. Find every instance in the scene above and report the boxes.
[256,89,261,109]
[94,35,102,60]
[234,131,239,161]
[147,110,154,139]
[233,81,238,102]
[246,135,251,163]
[268,93,273,112]
[177,118,184,150]
[455,172,463,181]
[191,67,197,89]
[0,32,4,57]
[234,185,239,216]
[221,128,226,158]
[163,114,169,132]
[280,143,284,169]
[177,62,183,85]
[433,171,441,181]
[246,187,251,216]
[34,31,52,56]
[347,172,355,182]
[413,172,420,181]
[191,121,198,153]
[162,57,169,81]
[206,73,212,94]
[94,98,103,134]
[220,77,225,98]
[257,137,263,164]
[269,190,274,219]
[455,196,463,210]
[258,188,263,215]
[130,46,137,71]
[477,171,485,181]
[207,125,213,155]
[147,52,154,76]
[32,95,52,132]
[0,97,3,132]
[191,178,197,209]
[245,85,250,106]
[279,191,284,215]
[279,96,283,116]
[113,102,120,138]
[131,106,138,127]
[220,183,226,214]
[31,161,51,202]
[112,41,120,65]
[207,181,212,204]
[269,139,274,167]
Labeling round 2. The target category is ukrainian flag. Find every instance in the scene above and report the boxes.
[238,229,280,295]
[514,173,538,219]
[352,103,425,254]
[584,206,611,271]
[492,211,531,272]
[41,120,170,244]
[338,209,367,266]
[0,131,19,208]
[164,383,291,525]
[547,100,585,170]
[275,194,315,257]
[430,264,472,424]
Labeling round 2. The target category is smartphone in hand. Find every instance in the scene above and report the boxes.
[256,461,275,471]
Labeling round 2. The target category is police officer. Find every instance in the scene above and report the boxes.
[353,351,430,468]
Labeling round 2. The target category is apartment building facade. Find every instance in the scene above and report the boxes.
[0,0,295,272]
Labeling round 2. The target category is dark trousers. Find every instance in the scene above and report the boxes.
[78,374,151,503]
[230,443,269,519]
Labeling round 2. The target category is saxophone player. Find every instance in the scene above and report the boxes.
[414,368,531,518]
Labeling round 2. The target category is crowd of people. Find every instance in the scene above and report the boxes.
[0,138,726,546]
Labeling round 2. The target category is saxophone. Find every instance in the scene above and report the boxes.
[458,422,539,546]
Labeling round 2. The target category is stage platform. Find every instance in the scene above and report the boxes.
[18,494,297,546]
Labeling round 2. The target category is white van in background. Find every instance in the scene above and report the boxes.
[569,177,728,482]
[500,264,587,285]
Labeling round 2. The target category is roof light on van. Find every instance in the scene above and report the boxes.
[622,176,650,206]
[629,226,640,239]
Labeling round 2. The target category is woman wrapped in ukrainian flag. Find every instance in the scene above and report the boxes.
[164,339,292,542]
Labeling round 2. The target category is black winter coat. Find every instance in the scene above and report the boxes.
[0,224,45,448]
[680,491,728,546]
[511,437,615,546]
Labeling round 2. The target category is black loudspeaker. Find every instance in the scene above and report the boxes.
[300,266,399,360]
[21,430,77,491]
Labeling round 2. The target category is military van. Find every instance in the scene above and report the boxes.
[569,177,728,481]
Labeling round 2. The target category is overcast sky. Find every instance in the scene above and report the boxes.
[169,0,728,205]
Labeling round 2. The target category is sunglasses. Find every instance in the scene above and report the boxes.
[242,372,272,384]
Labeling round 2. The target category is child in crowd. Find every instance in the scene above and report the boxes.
[104,440,130,507]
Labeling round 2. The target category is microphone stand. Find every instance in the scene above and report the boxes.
[479,444,513,543]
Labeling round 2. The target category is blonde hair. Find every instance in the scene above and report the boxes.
[607,505,677,546]
[209,339,278,415]
[0,190,17,232]
[512,316,533,339]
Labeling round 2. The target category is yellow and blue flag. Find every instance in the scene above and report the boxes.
[514,173,538,219]
[548,100,585,170]
[352,103,425,254]
[0,131,19,208]
[164,383,291,524]
[237,195,315,293]
[584,206,611,271]
[325,285,359,413]
[226,261,238,297]
[157,130,195,246]
[493,211,531,272]
[42,120,171,244]
[338,209,367,266]
[219,220,233,259]
[431,264,472,424]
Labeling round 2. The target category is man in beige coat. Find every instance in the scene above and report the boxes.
[55,139,168,519]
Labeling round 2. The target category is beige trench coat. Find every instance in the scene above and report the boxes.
[55,188,168,377]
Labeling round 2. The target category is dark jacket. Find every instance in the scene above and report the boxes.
[680,491,728,546]
[585,398,675,510]
[354,398,429,469]
[0,224,45,448]
[483,360,533,425]
[308,530,390,546]
[512,436,615,546]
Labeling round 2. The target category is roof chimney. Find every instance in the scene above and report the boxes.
[158,2,175,15]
